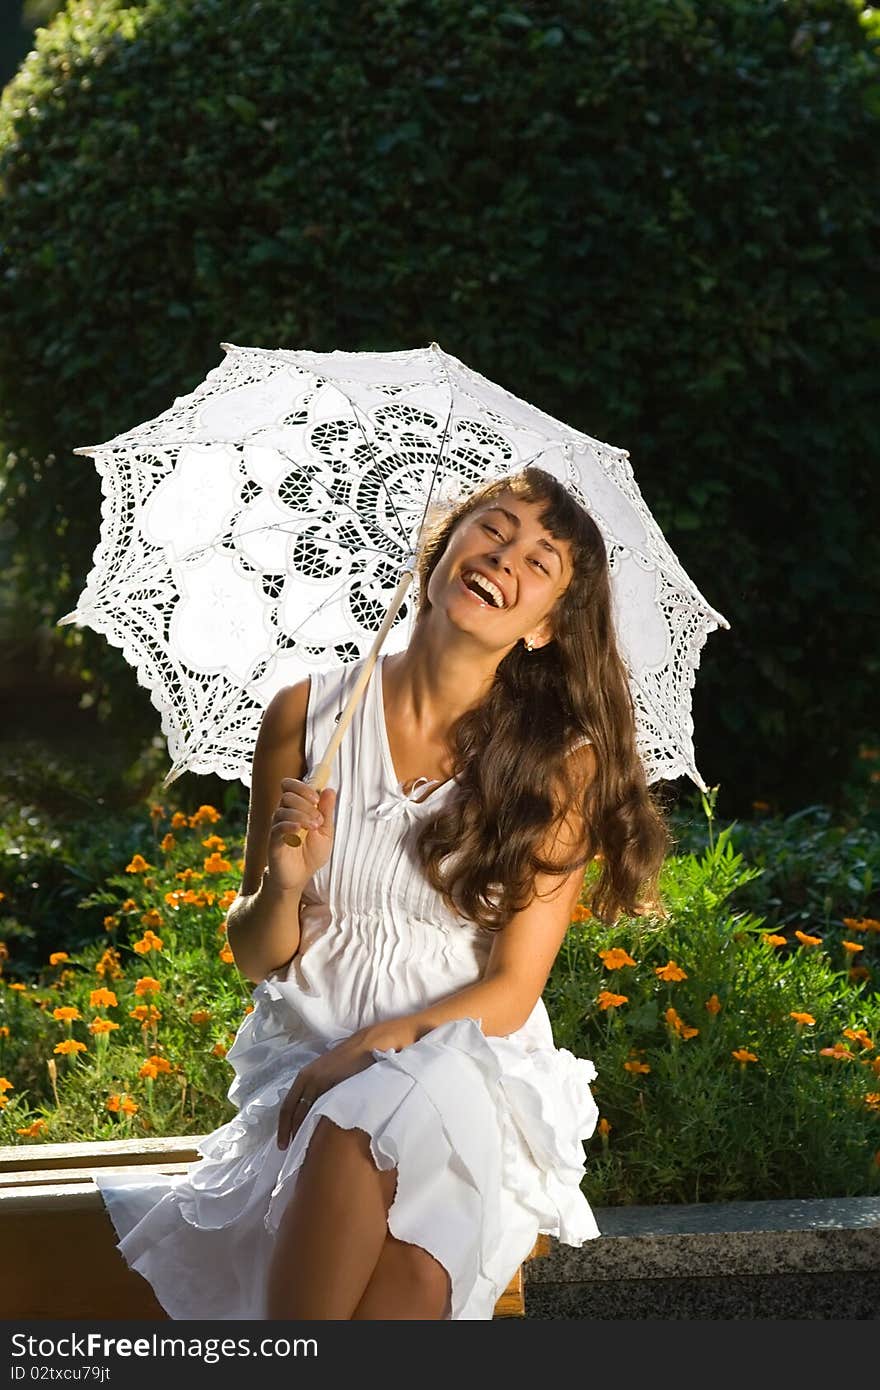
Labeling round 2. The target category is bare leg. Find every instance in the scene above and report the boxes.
[265,1116,397,1319]
[351,1233,452,1320]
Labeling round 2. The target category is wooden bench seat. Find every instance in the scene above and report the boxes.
[0,1137,549,1318]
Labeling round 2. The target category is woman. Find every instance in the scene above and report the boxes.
[96,464,671,1320]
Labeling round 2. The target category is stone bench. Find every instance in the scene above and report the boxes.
[524,1196,880,1318]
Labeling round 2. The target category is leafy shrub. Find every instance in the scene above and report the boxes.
[0,799,251,1140]
[2,786,878,1207]
[0,0,879,810]
[547,793,880,1204]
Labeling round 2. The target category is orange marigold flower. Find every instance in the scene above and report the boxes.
[190,1010,212,1025]
[571,903,593,921]
[138,1060,159,1079]
[763,933,787,947]
[842,940,864,954]
[133,931,163,955]
[8,982,27,991]
[89,988,118,1009]
[842,917,869,932]
[597,990,628,1010]
[51,1006,81,1022]
[189,804,222,827]
[125,854,153,874]
[819,1042,854,1061]
[731,1048,758,1064]
[705,994,722,1014]
[843,1027,874,1049]
[789,1011,816,1026]
[218,889,237,910]
[119,1095,139,1114]
[88,1018,120,1035]
[149,803,165,820]
[53,1039,87,1055]
[599,948,637,970]
[95,947,123,980]
[218,943,235,964]
[134,976,162,996]
[121,899,137,913]
[48,952,69,966]
[597,1117,611,1136]
[160,833,176,853]
[244,1004,254,1015]
[16,1118,46,1137]
[794,930,823,947]
[103,915,119,931]
[0,940,9,961]
[141,1054,173,1075]
[664,1006,698,1039]
[212,1042,228,1058]
[864,1092,880,1111]
[141,909,164,930]
[201,834,227,851]
[236,857,244,871]
[655,960,688,982]
[0,1025,9,1037]
[0,1077,13,1092]
[170,811,189,830]
[129,1004,162,1025]
[204,852,232,875]
[623,1060,651,1074]
[863,919,880,932]
[849,965,871,982]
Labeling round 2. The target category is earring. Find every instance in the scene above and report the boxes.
[525,637,534,651]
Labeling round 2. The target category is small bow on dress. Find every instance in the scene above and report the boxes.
[369,777,442,822]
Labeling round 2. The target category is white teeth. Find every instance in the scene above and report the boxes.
[462,570,506,609]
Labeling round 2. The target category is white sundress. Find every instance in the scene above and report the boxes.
[95,653,601,1320]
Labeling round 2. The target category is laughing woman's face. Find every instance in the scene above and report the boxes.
[430,492,574,652]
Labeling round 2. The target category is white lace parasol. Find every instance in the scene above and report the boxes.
[60,341,729,792]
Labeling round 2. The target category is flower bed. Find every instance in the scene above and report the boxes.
[0,787,878,1205]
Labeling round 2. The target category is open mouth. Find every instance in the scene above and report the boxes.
[458,573,506,609]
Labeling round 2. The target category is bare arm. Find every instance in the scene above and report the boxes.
[226,678,318,985]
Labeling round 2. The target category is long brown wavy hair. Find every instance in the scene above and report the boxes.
[411,465,674,932]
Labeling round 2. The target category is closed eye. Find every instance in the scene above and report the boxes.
[481,523,549,574]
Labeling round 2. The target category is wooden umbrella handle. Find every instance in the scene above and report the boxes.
[282,566,416,846]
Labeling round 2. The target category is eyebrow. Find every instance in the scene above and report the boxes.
[482,506,564,570]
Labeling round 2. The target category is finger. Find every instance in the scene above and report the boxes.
[271,805,322,830]
[279,789,320,810]
[277,1086,315,1149]
[280,779,321,806]
[288,1093,314,1142]
[277,1097,297,1150]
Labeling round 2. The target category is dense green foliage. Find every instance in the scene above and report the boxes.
[0,0,878,815]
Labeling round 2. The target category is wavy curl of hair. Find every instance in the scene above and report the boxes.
[411,466,674,933]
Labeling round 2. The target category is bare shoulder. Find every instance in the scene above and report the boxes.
[257,678,311,751]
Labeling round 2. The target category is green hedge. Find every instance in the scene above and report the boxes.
[1,0,879,813]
